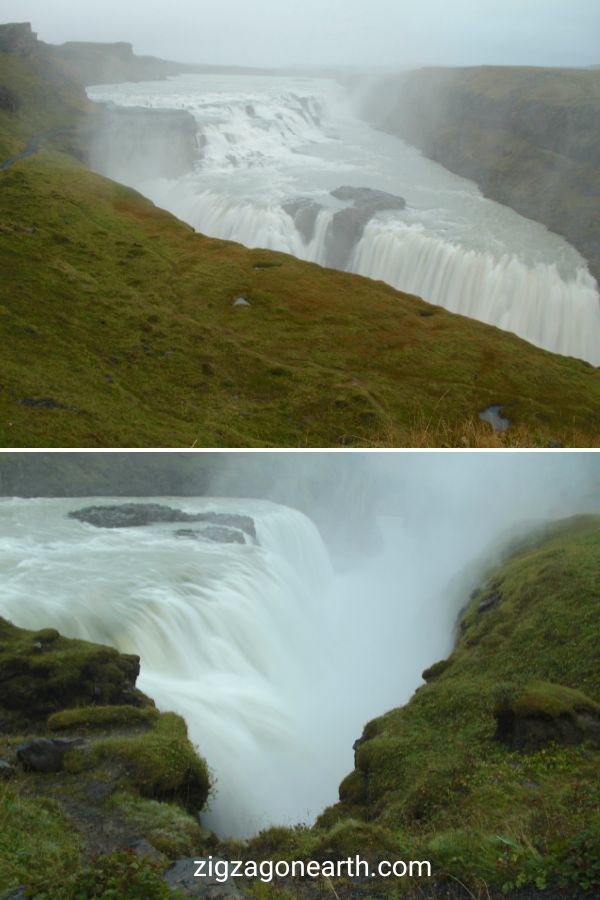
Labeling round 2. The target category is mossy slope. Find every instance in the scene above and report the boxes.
[1,42,600,446]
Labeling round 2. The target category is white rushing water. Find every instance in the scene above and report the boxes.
[87,73,600,364]
[0,497,461,837]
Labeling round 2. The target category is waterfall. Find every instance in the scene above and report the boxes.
[350,220,600,364]
[87,73,600,367]
[0,497,336,836]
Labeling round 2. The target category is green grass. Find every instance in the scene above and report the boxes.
[1,48,600,447]
[0,784,80,893]
[69,711,211,810]
[48,704,159,732]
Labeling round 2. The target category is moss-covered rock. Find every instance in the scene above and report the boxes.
[0,617,149,727]
[494,681,600,750]
[72,711,211,810]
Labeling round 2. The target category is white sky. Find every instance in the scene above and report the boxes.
[1,0,599,68]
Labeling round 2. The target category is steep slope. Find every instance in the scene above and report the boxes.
[307,516,600,896]
[358,66,600,284]
[1,29,600,447]
[229,517,600,897]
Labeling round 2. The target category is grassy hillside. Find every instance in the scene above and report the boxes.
[1,39,600,447]
[241,516,600,897]
[360,66,600,284]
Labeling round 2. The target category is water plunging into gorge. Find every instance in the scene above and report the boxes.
[87,74,600,365]
[0,495,479,836]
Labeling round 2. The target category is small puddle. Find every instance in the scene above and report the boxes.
[479,405,511,432]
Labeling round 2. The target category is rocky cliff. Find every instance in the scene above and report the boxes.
[358,66,600,283]
[0,22,38,57]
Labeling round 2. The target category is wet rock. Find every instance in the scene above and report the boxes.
[175,527,247,545]
[479,405,510,432]
[327,185,406,268]
[163,857,246,898]
[283,198,324,243]
[330,186,407,211]
[233,297,251,307]
[16,738,77,773]
[69,504,257,540]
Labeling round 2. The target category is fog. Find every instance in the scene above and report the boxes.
[1,453,599,834]
[3,0,599,68]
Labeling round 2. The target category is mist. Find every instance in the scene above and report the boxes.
[1,452,599,835]
[3,0,599,68]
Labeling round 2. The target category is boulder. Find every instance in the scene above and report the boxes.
[16,738,77,773]
[494,681,600,751]
[163,858,246,898]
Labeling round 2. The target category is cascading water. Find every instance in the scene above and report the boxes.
[87,73,600,365]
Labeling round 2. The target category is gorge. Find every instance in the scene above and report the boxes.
[86,70,600,365]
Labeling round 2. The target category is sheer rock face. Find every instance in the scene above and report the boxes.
[88,106,198,182]
[360,67,600,282]
[0,23,38,57]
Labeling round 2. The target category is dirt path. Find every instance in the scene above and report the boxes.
[0,128,69,171]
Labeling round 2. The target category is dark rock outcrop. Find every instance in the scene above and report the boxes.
[69,503,257,540]
[327,186,406,268]
[0,23,38,57]
[282,198,324,243]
